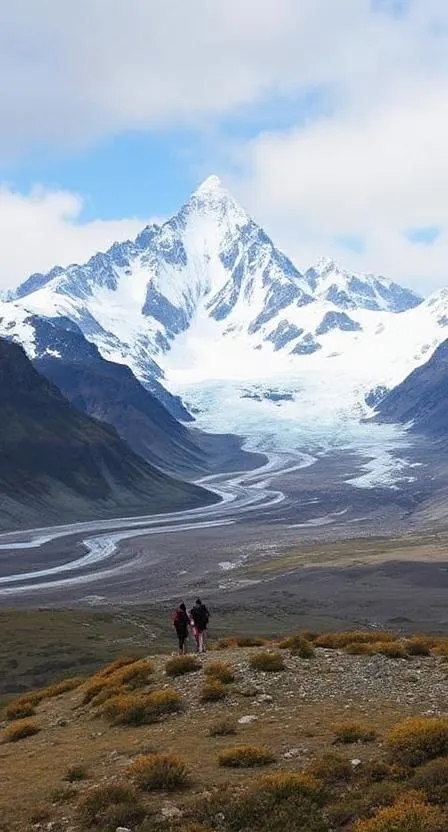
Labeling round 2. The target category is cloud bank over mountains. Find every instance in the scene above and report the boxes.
[1,0,448,291]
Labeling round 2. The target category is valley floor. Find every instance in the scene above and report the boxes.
[0,436,447,633]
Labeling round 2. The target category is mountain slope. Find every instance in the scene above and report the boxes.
[374,337,448,436]
[0,304,260,477]
[0,339,215,531]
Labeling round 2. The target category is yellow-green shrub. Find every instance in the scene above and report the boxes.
[387,718,448,766]
[76,782,145,830]
[83,659,154,703]
[64,764,88,782]
[352,792,447,831]
[249,651,284,672]
[411,758,448,805]
[165,655,201,677]
[112,658,154,687]
[307,753,353,783]
[204,660,235,684]
[5,698,36,720]
[102,688,183,725]
[209,716,237,736]
[2,719,40,743]
[405,637,433,657]
[216,636,266,649]
[189,773,326,831]
[333,721,377,744]
[201,679,227,702]
[96,656,140,677]
[129,753,189,791]
[218,745,275,767]
[315,631,396,649]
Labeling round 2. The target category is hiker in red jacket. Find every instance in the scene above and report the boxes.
[172,602,190,654]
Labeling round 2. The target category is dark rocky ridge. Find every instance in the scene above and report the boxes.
[30,316,261,478]
[374,338,448,436]
[0,339,216,531]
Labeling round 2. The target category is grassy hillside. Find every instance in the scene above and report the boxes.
[0,630,447,831]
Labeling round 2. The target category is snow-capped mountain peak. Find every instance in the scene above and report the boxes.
[4,173,439,415]
[305,258,422,313]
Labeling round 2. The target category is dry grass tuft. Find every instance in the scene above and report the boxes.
[411,757,448,805]
[374,642,408,659]
[82,677,111,704]
[5,697,36,720]
[89,684,128,708]
[201,679,228,702]
[209,716,237,736]
[314,630,396,649]
[387,717,448,766]
[76,782,145,831]
[333,721,377,744]
[291,636,315,658]
[345,641,407,658]
[26,676,85,704]
[404,637,433,657]
[215,636,238,649]
[83,659,154,704]
[307,752,353,783]
[249,651,284,672]
[218,744,276,768]
[277,633,315,657]
[101,688,183,725]
[96,656,141,677]
[129,752,189,791]
[204,660,235,684]
[189,772,326,831]
[2,718,40,743]
[433,642,448,660]
[29,805,52,824]
[111,658,154,687]
[216,636,266,649]
[64,764,88,782]
[165,654,201,677]
[352,791,447,831]
[235,636,267,647]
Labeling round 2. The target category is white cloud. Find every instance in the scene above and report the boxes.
[228,1,448,292]
[1,1,448,290]
[0,0,431,155]
[0,187,144,288]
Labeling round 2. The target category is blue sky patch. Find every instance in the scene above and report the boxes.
[335,235,366,254]
[406,226,441,245]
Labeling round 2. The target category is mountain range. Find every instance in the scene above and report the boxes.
[7,176,447,405]
[2,174,448,526]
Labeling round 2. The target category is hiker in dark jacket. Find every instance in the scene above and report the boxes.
[172,602,190,654]
[190,598,210,653]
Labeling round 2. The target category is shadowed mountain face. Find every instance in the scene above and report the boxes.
[31,317,208,477]
[0,339,216,531]
[375,338,448,436]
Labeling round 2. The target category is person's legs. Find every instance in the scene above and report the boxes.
[177,630,184,654]
[193,626,200,652]
[197,629,204,653]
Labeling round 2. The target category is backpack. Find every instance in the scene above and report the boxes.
[192,603,209,629]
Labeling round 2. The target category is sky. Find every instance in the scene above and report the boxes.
[1,0,448,294]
